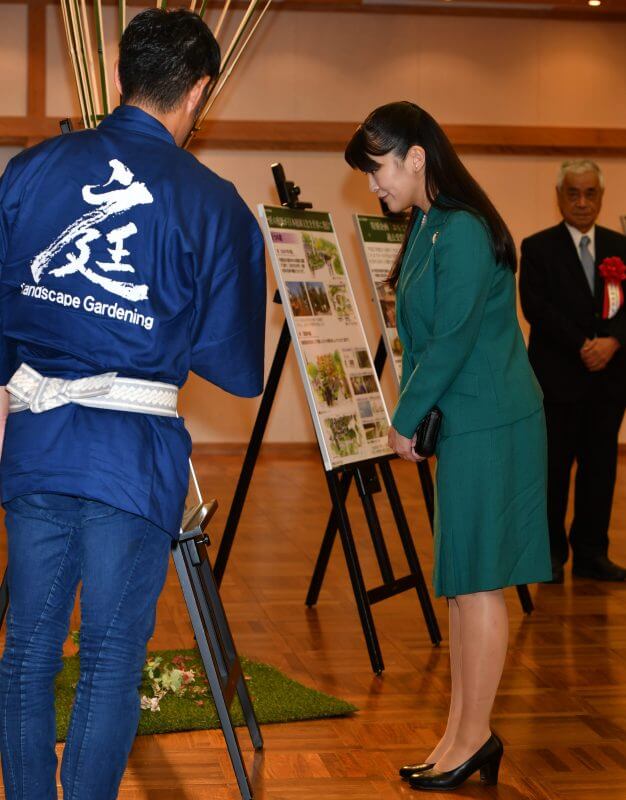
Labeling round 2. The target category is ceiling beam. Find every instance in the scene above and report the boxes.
[3,117,626,156]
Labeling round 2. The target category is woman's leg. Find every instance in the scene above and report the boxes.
[434,589,508,772]
[0,494,81,800]
[425,598,462,763]
[61,501,171,800]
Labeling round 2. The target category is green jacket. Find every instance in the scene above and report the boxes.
[392,205,543,439]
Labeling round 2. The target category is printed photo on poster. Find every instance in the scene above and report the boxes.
[329,284,354,320]
[306,350,351,409]
[306,282,332,315]
[303,233,344,278]
[324,414,363,458]
[286,281,313,317]
[351,373,378,396]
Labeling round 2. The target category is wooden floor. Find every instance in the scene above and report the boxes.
[1,449,626,799]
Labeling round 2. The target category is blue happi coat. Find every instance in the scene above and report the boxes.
[0,105,266,535]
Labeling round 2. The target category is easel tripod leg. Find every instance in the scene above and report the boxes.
[197,550,263,749]
[516,583,534,614]
[416,461,436,533]
[305,470,353,606]
[357,486,395,585]
[214,319,292,586]
[173,542,254,800]
[379,461,442,645]
[325,470,384,674]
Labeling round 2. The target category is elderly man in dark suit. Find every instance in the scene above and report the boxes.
[520,160,626,583]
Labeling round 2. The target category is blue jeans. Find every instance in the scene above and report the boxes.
[0,493,172,800]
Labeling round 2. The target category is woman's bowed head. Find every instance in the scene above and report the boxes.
[345,101,516,463]
[345,101,516,284]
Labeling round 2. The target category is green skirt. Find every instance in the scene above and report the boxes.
[432,408,552,598]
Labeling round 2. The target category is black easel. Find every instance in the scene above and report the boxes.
[307,456,441,675]
[0,118,262,800]
[175,502,262,800]
[305,337,437,610]
[215,165,441,674]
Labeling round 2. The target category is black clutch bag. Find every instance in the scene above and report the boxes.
[412,407,442,458]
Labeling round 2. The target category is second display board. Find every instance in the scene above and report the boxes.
[259,205,391,471]
[354,213,408,388]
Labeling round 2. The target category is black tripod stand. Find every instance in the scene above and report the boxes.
[175,499,263,800]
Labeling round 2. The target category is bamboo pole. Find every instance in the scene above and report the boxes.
[68,0,94,125]
[118,0,126,40]
[218,0,261,74]
[80,0,101,117]
[93,0,110,115]
[187,0,265,145]
[68,0,98,126]
[60,0,272,138]
[63,0,93,128]
[213,0,232,40]
[60,0,89,128]
[200,0,271,120]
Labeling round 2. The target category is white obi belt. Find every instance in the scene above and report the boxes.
[6,363,178,417]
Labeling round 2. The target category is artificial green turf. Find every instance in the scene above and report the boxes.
[55,648,357,740]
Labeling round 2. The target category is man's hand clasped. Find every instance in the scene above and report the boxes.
[580,336,620,372]
[387,425,426,463]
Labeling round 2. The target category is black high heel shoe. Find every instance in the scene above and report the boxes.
[408,733,503,791]
[399,762,435,780]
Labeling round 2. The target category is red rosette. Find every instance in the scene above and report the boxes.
[599,256,626,283]
[599,256,626,319]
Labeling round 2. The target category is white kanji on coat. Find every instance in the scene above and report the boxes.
[96,223,138,273]
[30,159,153,302]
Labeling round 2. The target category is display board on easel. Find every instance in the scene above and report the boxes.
[259,205,392,470]
[355,214,407,386]
[210,180,442,674]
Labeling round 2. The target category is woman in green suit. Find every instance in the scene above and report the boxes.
[346,102,551,792]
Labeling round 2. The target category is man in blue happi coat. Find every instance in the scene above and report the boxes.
[0,10,266,799]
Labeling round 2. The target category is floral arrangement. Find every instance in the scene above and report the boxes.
[69,632,243,713]
[141,654,200,713]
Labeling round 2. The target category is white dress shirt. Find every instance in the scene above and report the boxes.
[565,222,596,262]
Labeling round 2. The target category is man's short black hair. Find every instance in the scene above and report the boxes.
[118,9,221,113]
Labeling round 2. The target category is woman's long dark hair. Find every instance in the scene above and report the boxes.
[345,101,517,288]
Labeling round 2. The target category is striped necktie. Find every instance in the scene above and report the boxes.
[579,235,595,293]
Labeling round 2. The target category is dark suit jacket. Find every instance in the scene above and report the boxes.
[519,222,626,403]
